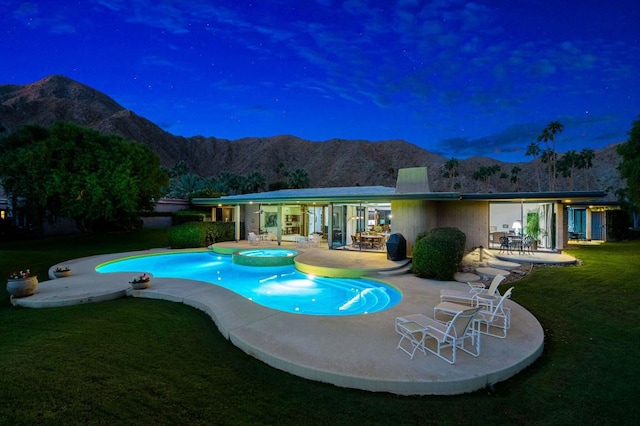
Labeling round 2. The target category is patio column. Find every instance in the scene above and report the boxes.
[277,204,282,246]
[234,204,241,242]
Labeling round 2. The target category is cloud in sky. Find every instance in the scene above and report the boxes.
[3,0,639,162]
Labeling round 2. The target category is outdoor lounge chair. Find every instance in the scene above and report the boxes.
[434,287,513,339]
[395,316,428,359]
[396,307,481,364]
[248,232,259,245]
[439,274,505,306]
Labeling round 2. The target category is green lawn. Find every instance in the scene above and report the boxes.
[1,230,639,425]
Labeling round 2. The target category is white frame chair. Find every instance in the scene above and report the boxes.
[395,307,481,364]
[440,274,505,306]
[248,232,259,245]
[434,287,513,339]
[395,316,428,359]
[475,287,513,338]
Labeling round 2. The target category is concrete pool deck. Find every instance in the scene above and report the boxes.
[9,242,562,395]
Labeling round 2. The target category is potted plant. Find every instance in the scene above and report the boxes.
[53,265,72,278]
[525,212,541,250]
[129,273,151,290]
[6,269,38,298]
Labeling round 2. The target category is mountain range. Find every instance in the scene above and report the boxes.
[0,75,624,197]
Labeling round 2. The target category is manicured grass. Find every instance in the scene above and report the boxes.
[1,232,639,425]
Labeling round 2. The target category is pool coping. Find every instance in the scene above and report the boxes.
[11,245,544,396]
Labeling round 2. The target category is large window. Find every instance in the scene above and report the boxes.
[489,202,555,250]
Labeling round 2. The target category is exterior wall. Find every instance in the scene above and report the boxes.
[560,203,568,249]
[142,216,173,228]
[435,201,488,251]
[553,203,564,250]
[391,200,438,255]
[155,198,189,212]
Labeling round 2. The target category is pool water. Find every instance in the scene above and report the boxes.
[96,252,401,316]
[239,249,297,257]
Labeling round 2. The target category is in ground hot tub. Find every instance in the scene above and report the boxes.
[232,248,298,267]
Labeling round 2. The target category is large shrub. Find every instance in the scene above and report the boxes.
[172,210,207,225]
[167,222,235,248]
[412,227,466,280]
[0,122,167,232]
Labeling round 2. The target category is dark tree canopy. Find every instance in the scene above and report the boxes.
[0,122,168,231]
[617,116,640,208]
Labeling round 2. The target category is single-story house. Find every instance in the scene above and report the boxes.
[192,167,614,254]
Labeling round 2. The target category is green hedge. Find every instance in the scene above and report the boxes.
[412,227,466,280]
[172,210,207,225]
[167,222,235,248]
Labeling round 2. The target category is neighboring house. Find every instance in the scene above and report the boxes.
[186,167,615,254]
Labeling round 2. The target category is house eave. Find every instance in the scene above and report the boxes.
[460,191,607,203]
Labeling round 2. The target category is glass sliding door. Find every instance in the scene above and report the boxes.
[331,204,347,248]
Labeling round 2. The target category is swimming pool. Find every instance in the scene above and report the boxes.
[96,251,401,316]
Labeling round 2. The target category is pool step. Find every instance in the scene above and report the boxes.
[374,262,412,277]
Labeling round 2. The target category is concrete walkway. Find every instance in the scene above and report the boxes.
[9,242,560,395]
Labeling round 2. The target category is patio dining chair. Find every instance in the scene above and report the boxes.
[522,236,535,254]
[498,236,511,253]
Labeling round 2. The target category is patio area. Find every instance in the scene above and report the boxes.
[8,241,566,395]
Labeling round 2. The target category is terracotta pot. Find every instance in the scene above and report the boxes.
[54,270,72,278]
[6,276,38,298]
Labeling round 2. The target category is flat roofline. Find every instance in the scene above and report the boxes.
[460,190,607,202]
[192,192,461,206]
[191,189,609,207]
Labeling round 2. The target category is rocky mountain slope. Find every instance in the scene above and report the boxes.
[0,75,625,196]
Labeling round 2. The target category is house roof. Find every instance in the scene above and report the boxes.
[460,191,608,203]
[191,186,460,206]
[192,187,608,206]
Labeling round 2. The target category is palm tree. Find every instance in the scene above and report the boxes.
[537,121,564,190]
[577,148,595,190]
[557,150,579,190]
[539,147,556,191]
[168,173,204,199]
[288,168,310,189]
[243,171,266,194]
[525,141,542,191]
[510,166,522,191]
[441,158,459,191]
[214,171,243,195]
[472,165,500,192]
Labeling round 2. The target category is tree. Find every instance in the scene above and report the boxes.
[214,172,243,195]
[510,166,522,191]
[537,121,563,190]
[0,122,168,231]
[167,173,204,198]
[577,148,595,190]
[287,168,310,189]
[617,115,640,214]
[557,150,579,190]
[525,141,542,191]
[243,171,266,194]
[539,147,557,191]
[441,158,459,191]
[472,165,500,192]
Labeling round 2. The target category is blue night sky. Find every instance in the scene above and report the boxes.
[2,0,639,162]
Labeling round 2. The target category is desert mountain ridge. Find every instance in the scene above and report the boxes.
[0,75,625,196]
